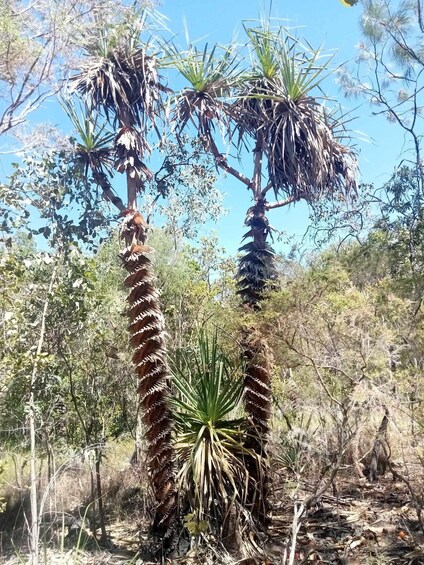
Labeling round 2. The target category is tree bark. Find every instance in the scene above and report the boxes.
[28,265,56,565]
[95,446,107,543]
[121,232,177,547]
[368,407,390,482]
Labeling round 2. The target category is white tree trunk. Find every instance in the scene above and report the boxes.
[28,266,56,565]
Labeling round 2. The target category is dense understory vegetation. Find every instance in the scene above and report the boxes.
[1,213,424,562]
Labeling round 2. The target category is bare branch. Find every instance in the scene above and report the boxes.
[265,195,300,210]
[205,132,251,187]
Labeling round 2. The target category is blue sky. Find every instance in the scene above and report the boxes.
[0,1,411,255]
[157,0,408,253]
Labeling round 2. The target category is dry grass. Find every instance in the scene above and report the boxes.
[1,407,424,564]
[0,440,153,563]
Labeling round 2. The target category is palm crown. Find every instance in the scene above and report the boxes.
[168,23,357,203]
[70,18,168,208]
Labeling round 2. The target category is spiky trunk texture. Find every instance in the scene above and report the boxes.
[121,215,177,545]
[241,333,272,451]
[237,204,276,309]
[237,200,276,526]
[241,331,272,524]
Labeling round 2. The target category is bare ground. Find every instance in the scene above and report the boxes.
[1,472,424,564]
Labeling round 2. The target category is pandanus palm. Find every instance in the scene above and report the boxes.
[168,24,357,526]
[68,20,177,546]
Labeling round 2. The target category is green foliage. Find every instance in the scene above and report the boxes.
[146,136,224,240]
[0,244,60,447]
[168,22,357,201]
[263,253,403,403]
[0,1,33,84]
[0,238,135,450]
[0,228,237,454]
[183,512,209,537]
[146,230,238,351]
[374,167,424,300]
[165,42,239,95]
[329,166,424,302]
[4,2,424,548]
[170,333,254,532]
[338,0,424,168]
[3,151,113,249]
[165,41,239,136]
[276,412,317,476]
[61,97,115,176]
[359,1,418,67]
[245,24,335,100]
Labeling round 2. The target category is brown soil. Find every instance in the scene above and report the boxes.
[268,475,424,564]
[1,475,424,564]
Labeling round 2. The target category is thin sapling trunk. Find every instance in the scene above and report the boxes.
[28,265,56,565]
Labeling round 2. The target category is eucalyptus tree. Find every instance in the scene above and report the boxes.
[67,15,177,547]
[168,24,357,525]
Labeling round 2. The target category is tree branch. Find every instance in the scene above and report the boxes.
[204,132,251,187]
[265,195,300,210]
[91,171,125,212]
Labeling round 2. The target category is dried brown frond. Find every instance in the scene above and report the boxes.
[71,41,166,133]
[172,88,232,137]
[234,80,357,201]
[264,96,357,200]
[115,126,153,182]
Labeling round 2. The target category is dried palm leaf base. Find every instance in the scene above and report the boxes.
[242,331,272,528]
[121,242,177,549]
[115,126,153,181]
[237,202,277,309]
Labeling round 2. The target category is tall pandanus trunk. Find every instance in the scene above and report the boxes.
[114,101,178,542]
[237,199,276,526]
[68,30,178,547]
[120,212,177,544]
